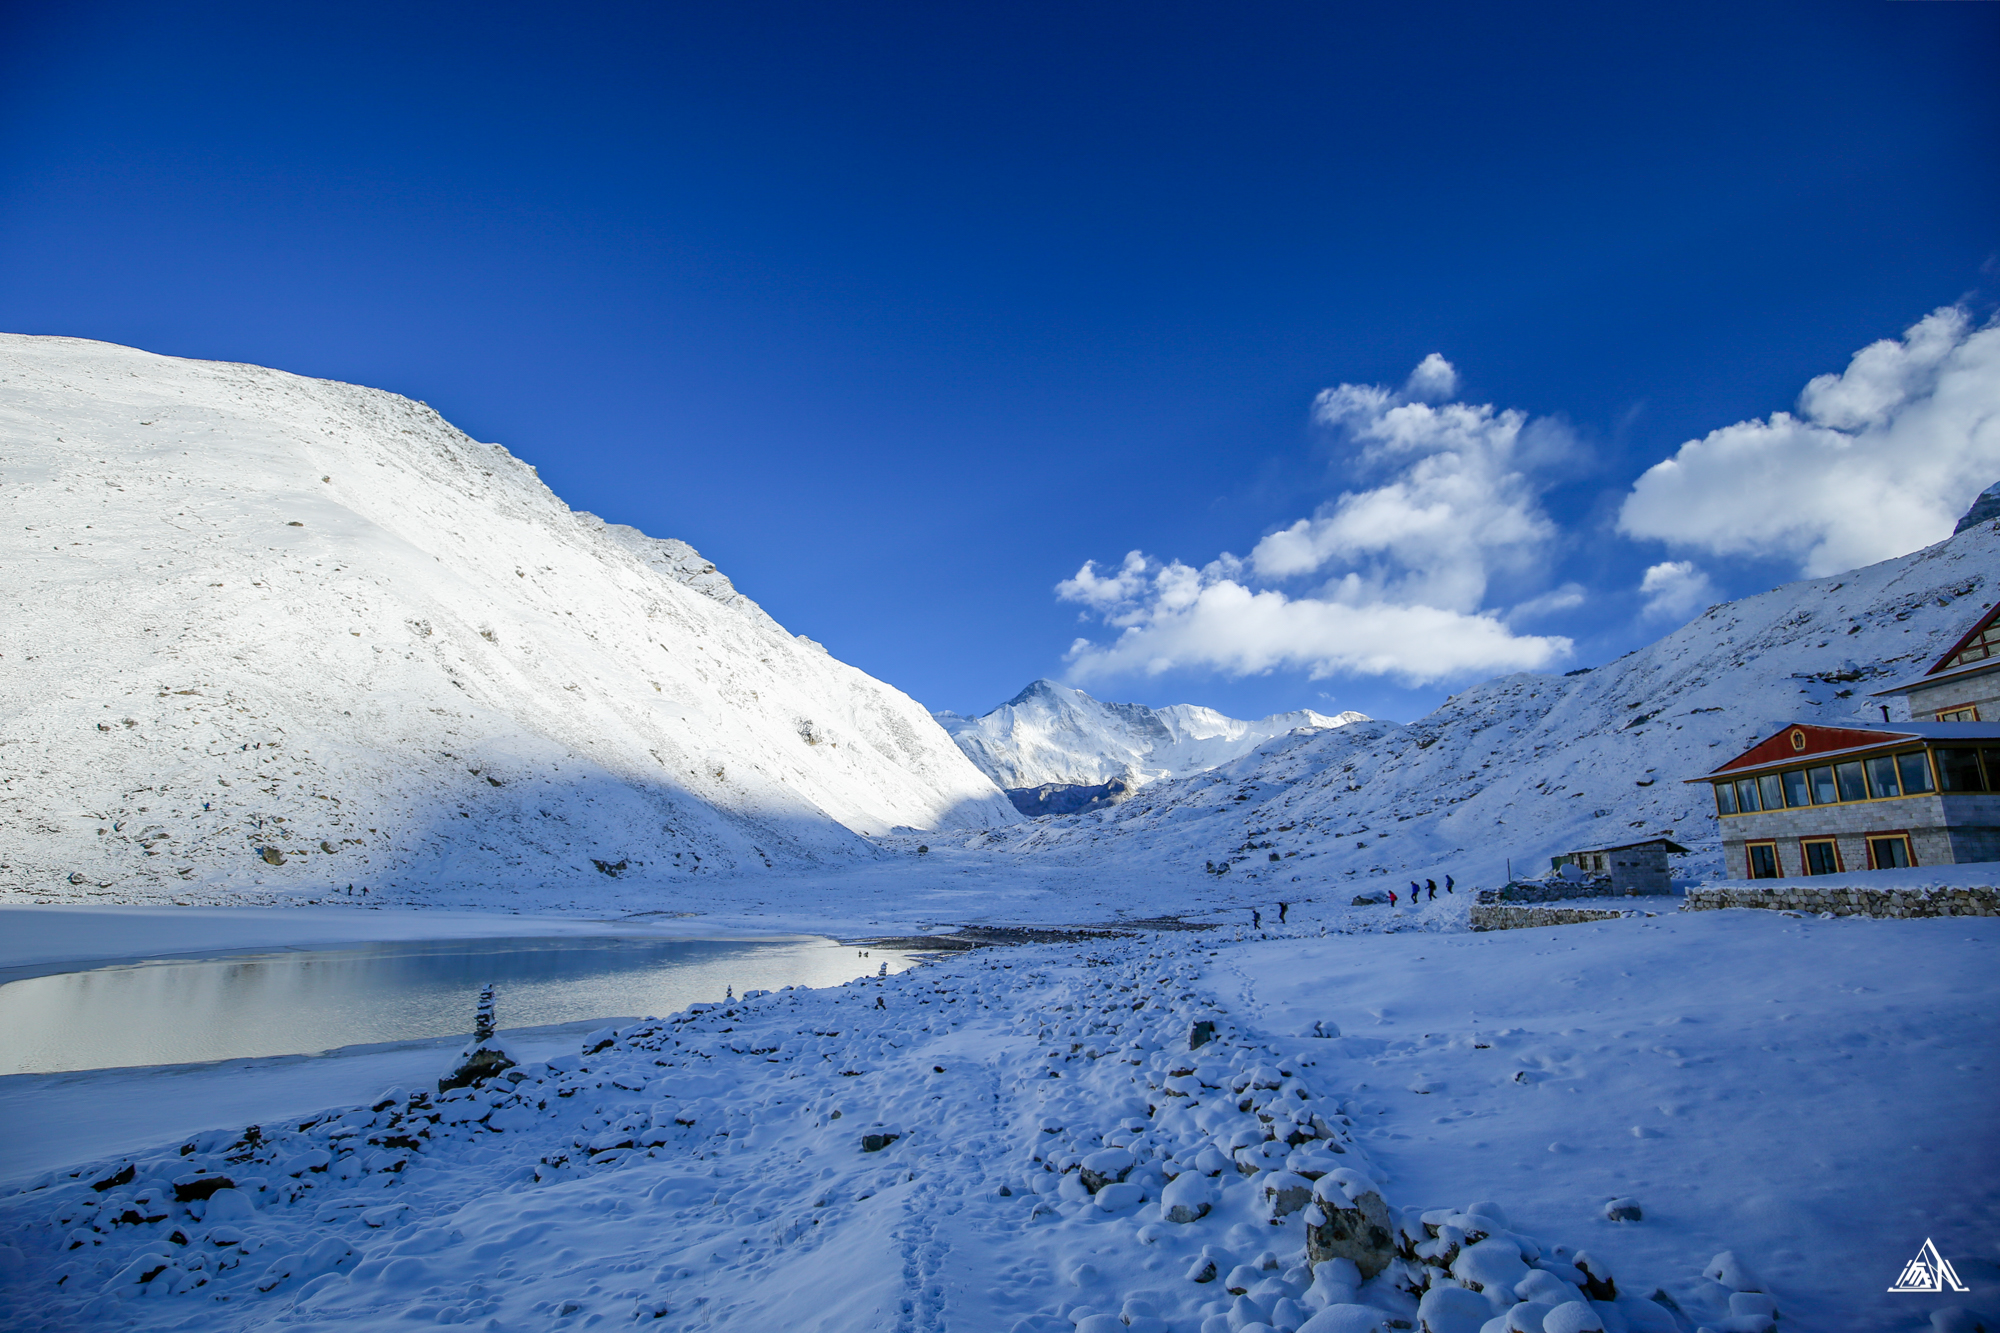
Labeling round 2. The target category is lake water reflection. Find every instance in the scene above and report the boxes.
[0,935,912,1075]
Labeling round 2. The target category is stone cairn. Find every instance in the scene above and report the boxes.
[439,983,518,1093]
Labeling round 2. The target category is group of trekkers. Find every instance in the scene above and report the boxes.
[1387,874,1451,908]
[1247,874,1455,927]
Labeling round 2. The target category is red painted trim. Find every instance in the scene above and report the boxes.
[1926,600,2000,675]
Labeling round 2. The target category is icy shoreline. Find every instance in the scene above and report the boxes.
[2,907,1991,1331]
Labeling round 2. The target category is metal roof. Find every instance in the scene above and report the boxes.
[1563,837,1692,856]
[1870,654,2000,698]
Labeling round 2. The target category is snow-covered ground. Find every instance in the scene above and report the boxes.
[0,334,1014,907]
[2,906,1991,1333]
[935,681,1363,792]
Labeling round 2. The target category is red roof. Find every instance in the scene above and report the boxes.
[1706,723,1916,777]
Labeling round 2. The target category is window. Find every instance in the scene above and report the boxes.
[1714,781,1738,815]
[1944,624,1999,669]
[1898,751,1936,794]
[1865,753,1901,798]
[1835,761,1867,802]
[1867,835,1913,870]
[1736,777,1762,812]
[1757,774,1785,810]
[1782,769,1810,808]
[1935,705,1979,722]
[1802,839,1841,875]
[1747,842,1780,879]
[1808,766,1838,804]
[1935,748,1987,793]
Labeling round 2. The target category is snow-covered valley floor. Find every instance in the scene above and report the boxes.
[2,897,1993,1333]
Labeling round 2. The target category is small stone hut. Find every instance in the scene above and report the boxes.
[1551,837,1688,895]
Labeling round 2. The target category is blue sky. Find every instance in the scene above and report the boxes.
[3,1,1997,723]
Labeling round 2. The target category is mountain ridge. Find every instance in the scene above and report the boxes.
[0,334,1016,905]
[932,677,1365,794]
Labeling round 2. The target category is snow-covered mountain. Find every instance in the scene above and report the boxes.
[0,334,1016,904]
[921,518,1999,894]
[932,679,1365,792]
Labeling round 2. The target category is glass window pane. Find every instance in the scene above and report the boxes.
[1804,841,1839,875]
[1899,751,1935,794]
[1759,774,1786,810]
[1737,778,1761,812]
[1809,766,1838,804]
[1835,762,1867,802]
[1869,836,1911,869]
[1782,769,1810,808]
[1865,754,1900,798]
[1935,748,1986,793]
[1714,781,1738,815]
[1986,749,2000,789]
[1748,844,1779,879]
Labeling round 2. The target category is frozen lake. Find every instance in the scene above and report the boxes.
[0,934,913,1074]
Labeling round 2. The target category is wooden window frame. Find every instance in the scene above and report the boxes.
[1799,837,1842,876]
[1745,840,1782,880]
[1934,704,1980,722]
[1865,832,1916,871]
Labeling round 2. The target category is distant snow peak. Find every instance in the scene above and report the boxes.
[933,678,1364,795]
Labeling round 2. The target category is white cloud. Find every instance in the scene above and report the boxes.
[1507,582,1587,624]
[1404,352,1459,402]
[1619,307,2000,577]
[1059,562,1569,685]
[1056,358,1574,686]
[1638,560,1715,622]
[1247,380,1561,612]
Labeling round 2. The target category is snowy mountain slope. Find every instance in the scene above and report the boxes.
[933,678,1365,790]
[920,520,2000,897]
[0,334,1016,904]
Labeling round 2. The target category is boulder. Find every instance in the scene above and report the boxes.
[1079,1147,1136,1193]
[1304,1176,1396,1279]
[1162,1171,1214,1224]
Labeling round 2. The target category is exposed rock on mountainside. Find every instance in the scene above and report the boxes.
[0,335,1016,904]
[934,678,1364,793]
[923,519,1999,892]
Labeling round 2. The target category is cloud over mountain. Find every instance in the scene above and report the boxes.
[1057,358,1574,686]
[1620,306,2000,578]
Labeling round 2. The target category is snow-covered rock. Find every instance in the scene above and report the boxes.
[0,335,1016,903]
[934,678,1364,792]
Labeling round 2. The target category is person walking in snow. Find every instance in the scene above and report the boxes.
[1445,875,1454,894]
[1427,879,1437,900]
[1277,901,1289,923]
[1251,909,1262,930]
[1388,889,1398,906]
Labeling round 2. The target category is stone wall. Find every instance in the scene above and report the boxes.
[1469,905,1659,931]
[1683,884,2000,918]
[1476,880,1673,904]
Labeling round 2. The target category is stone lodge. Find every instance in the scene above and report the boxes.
[1693,720,2000,879]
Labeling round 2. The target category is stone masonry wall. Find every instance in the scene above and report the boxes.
[1477,880,1673,904]
[1469,905,1660,931]
[1682,885,2000,918]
